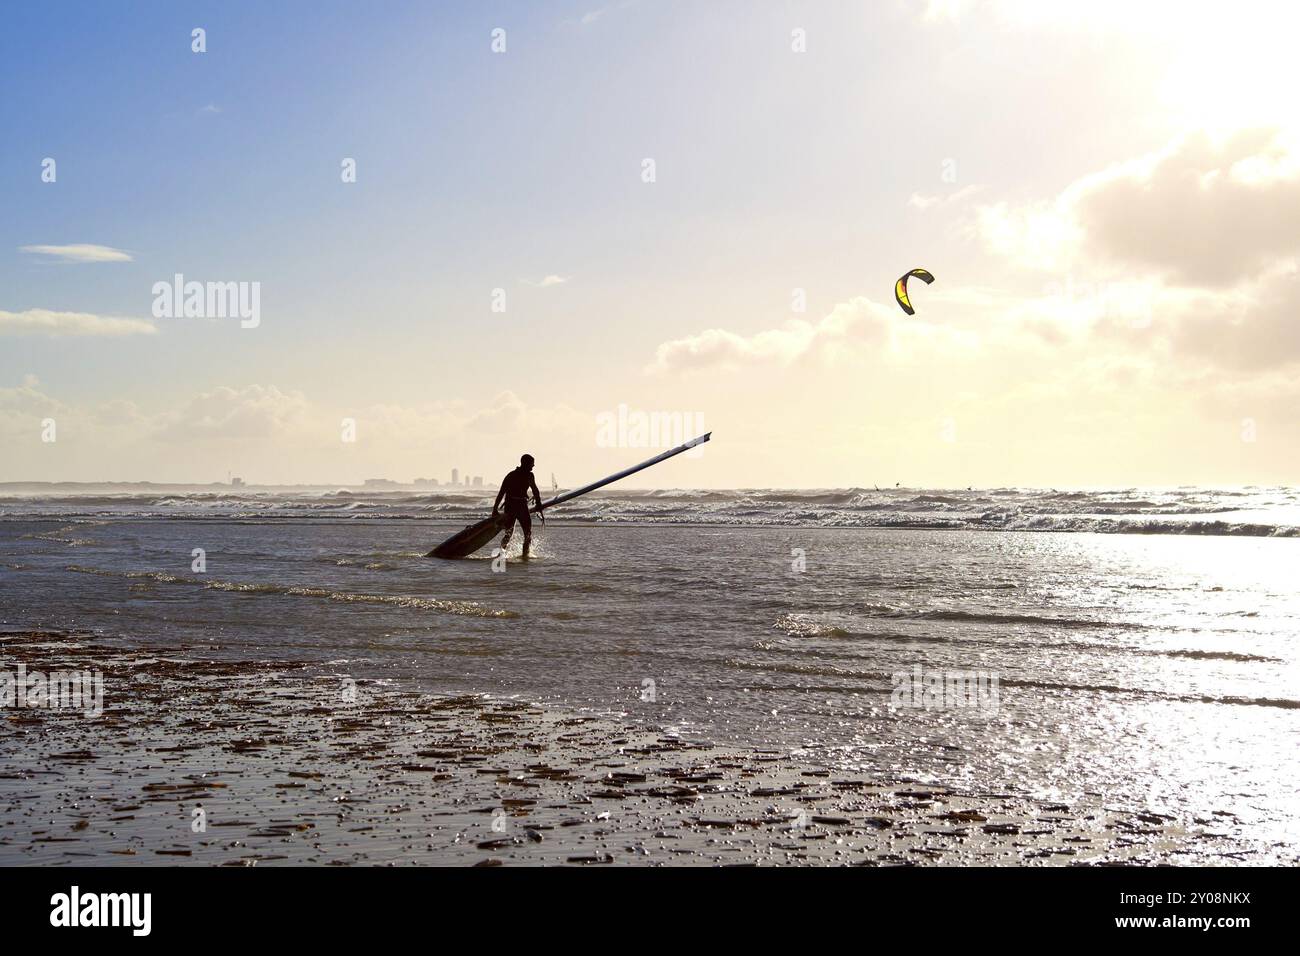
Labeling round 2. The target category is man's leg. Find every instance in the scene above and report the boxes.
[519,508,532,558]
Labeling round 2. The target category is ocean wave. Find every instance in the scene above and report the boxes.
[900,609,1140,629]
[994,676,1300,710]
[727,656,1300,709]
[766,620,1281,663]
[777,607,1139,631]
[64,565,515,618]
[6,486,1299,538]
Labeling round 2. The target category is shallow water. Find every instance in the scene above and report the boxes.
[1,506,1298,852]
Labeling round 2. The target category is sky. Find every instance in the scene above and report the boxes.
[1,0,1297,488]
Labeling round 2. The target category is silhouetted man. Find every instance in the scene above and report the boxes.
[493,454,543,558]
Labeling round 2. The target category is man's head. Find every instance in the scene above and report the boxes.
[520,454,535,471]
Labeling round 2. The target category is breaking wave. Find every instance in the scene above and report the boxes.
[5,486,1299,538]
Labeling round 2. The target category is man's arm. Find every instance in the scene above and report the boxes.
[493,478,507,515]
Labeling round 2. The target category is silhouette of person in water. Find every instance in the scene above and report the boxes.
[493,454,543,558]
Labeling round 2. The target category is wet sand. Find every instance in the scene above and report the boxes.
[0,630,1275,866]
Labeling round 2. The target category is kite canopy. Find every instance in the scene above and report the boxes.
[894,268,935,315]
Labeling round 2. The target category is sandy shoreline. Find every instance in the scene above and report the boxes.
[0,629,1276,866]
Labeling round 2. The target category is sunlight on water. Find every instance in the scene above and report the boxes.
[1,501,1297,857]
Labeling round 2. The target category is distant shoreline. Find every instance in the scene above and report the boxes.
[2,482,1295,494]
[0,482,489,494]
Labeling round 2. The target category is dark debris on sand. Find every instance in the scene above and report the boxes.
[0,630,1280,866]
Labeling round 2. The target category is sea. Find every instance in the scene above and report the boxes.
[2,485,1298,855]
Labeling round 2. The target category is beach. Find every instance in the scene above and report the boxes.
[2,628,1280,866]
[1,492,1299,865]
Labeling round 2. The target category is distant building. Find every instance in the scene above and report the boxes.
[364,478,398,488]
[451,468,459,486]
[413,477,439,487]
[230,476,244,487]
[472,476,483,487]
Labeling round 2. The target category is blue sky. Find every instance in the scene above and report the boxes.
[2,1,1297,485]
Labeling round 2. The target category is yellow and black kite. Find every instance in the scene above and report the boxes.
[894,268,935,315]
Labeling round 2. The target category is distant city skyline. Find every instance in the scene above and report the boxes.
[1,473,496,490]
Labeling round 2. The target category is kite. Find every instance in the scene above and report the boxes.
[894,268,935,315]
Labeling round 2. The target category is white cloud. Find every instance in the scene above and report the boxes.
[574,0,637,26]
[0,379,62,416]
[0,379,67,443]
[152,385,312,442]
[20,244,133,263]
[526,274,569,288]
[646,326,810,372]
[1068,129,1300,286]
[1155,267,1300,371]
[646,298,907,373]
[975,129,1300,285]
[0,379,596,483]
[362,391,589,442]
[2,382,587,454]
[970,129,1300,373]
[909,185,984,210]
[972,199,1082,272]
[0,309,156,337]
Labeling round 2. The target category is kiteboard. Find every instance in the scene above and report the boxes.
[427,432,712,559]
